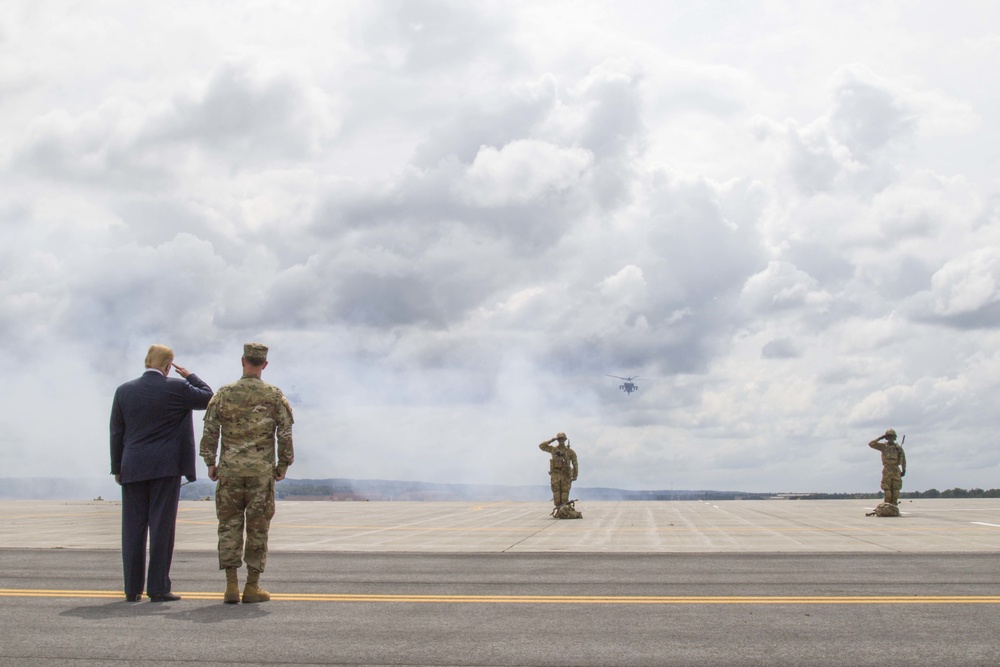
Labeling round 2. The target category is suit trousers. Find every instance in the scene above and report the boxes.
[121,476,181,597]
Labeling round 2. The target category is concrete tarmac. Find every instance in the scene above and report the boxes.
[2,498,1000,666]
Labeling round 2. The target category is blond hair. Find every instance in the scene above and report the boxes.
[144,344,174,370]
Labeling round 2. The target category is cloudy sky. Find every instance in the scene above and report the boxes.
[2,1,998,495]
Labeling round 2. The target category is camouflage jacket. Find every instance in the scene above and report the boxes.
[539,441,578,479]
[869,439,906,475]
[200,374,294,477]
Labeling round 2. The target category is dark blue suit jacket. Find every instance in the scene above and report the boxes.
[110,371,213,484]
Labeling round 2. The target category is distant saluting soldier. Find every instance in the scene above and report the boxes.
[868,428,906,506]
[539,432,578,509]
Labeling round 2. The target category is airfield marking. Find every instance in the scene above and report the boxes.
[12,516,999,535]
[172,519,1000,535]
[469,502,514,511]
[0,512,121,520]
[3,589,1000,605]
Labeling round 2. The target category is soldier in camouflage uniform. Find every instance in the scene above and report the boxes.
[200,343,294,603]
[539,432,579,518]
[868,428,906,506]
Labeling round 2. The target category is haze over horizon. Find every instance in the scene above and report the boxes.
[2,2,999,495]
[1,474,972,503]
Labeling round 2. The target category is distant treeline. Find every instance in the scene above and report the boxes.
[770,489,1000,500]
[903,488,1000,498]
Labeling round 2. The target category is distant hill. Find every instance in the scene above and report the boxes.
[0,476,771,501]
[0,477,121,500]
[182,478,775,502]
[9,477,991,501]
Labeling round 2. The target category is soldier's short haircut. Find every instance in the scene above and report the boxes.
[145,344,174,369]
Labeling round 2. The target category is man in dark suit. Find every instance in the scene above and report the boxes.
[110,344,213,602]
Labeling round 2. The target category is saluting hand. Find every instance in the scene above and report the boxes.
[171,363,192,379]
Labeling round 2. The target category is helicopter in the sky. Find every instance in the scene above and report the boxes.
[607,374,640,394]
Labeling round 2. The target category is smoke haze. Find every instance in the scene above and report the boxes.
[1,2,999,495]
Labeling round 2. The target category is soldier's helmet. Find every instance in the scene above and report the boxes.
[556,432,567,441]
[885,428,897,439]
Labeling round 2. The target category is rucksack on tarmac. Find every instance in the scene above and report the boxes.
[551,501,582,519]
[866,502,900,517]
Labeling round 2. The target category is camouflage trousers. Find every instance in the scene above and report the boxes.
[215,475,275,572]
[881,469,902,505]
[549,474,574,506]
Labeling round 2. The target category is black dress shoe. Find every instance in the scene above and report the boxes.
[149,592,181,602]
[125,594,142,602]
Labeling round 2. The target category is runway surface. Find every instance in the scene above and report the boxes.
[2,499,999,666]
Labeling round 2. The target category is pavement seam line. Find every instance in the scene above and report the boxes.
[501,516,562,552]
[743,505,902,552]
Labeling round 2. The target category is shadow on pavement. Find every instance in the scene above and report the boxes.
[60,600,271,623]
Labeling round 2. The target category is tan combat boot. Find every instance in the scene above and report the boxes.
[242,567,270,603]
[224,567,240,604]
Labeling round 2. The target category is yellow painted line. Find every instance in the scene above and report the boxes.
[2,589,1000,604]
[469,502,514,511]
[260,594,1000,605]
